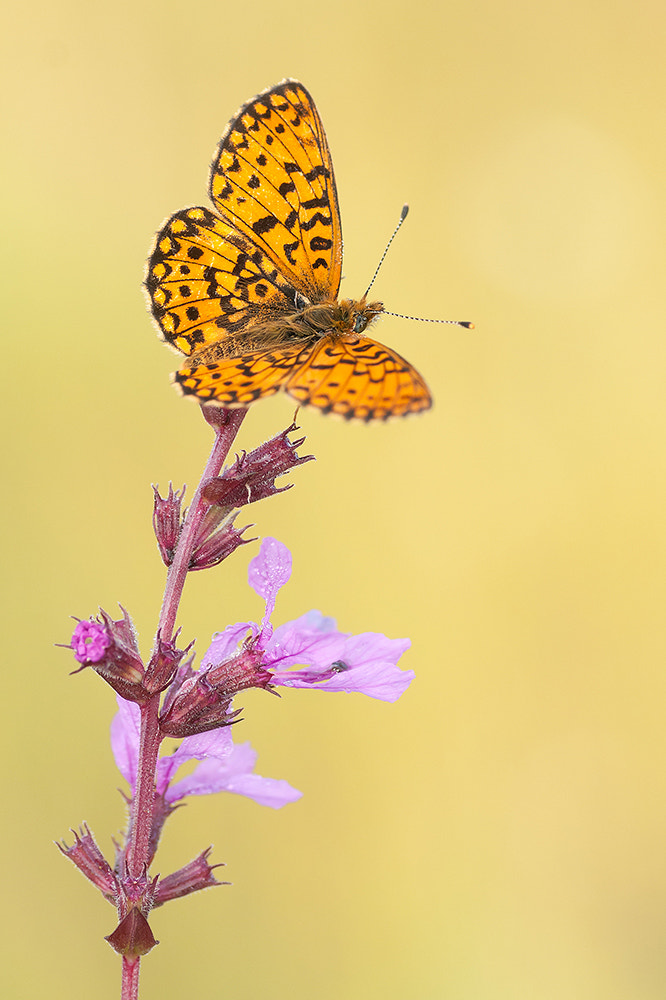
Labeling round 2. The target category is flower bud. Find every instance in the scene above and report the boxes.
[158,674,239,738]
[205,644,273,694]
[143,632,189,694]
[57,825,119,902]
[190,510,253,571]
[159,644,271,737]
[202,420,314,510]
[153,848,227,906]
[152,484,185,567]
[70,608,148,703]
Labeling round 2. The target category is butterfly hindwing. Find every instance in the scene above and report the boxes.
[285,336,433,420]
[209,80,342,303]
[175,342,312,405]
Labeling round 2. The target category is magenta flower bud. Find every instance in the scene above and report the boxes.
[153,848,226,907]
[70,608,148,703]
[71,620,111,664]
[190,511,253,571]
[201,421,314,510]
[152,484,184,567]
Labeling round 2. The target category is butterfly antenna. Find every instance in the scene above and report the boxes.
[365,206,475,329]
[364,204,410,299]
[385,312,475,329]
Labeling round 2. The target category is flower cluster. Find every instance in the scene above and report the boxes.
[60,412,415,976]
[63,538,413,942]
[70,536,414,810]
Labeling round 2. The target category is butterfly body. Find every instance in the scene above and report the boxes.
[147,80,432,420]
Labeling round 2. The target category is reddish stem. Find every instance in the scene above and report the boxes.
[157,408,247,642]
[120,407,247,998]
[121,958,140,1000]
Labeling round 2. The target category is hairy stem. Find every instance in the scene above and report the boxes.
[121,958,140,1000]
[128,407,246,875]
[158,408,247,642]
[121,407,247,999]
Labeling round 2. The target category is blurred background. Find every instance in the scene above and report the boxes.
[3,1,666,997]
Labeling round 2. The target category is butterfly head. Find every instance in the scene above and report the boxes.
[293,297,384,342]
[339,298,385,338]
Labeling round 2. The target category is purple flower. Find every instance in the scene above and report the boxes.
[203,538,414,703]
[71,620,111,664]
[110,696,302,809]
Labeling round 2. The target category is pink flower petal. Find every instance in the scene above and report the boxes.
[166,741,301,808]
[247,537,292,600]
[301,658,415,701]
[266,611,346,670]
[267,628,413,701]
[156,726,234,795]
[110,697,140,791]
[202,621,256,667]
[248,537,291,634]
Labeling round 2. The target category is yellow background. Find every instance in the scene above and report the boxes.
[3,1,666,997]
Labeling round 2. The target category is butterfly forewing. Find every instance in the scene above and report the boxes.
[209,80,342,302]
[147,206,296,355]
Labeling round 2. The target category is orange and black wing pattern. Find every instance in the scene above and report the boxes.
[286,336,432,419]
[147,79,434,421]
[209,79,342,303]
[146,206,297,356]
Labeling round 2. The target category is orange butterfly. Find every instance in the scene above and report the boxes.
[146,80,437,421]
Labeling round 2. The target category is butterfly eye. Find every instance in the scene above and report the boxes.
[294,291,310,311]
[353,313,367,333]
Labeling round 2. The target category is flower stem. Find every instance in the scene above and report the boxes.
[128,407,246,875]
[121,957,140,1000]
[158,408,247,642]
[121,407,247,999]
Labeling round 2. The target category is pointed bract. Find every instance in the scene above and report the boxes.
[202,421,314,510]
[144,632,188,694]
[57,825,119,902]
[190,511,253,571]
[153,848,226,907]
[105,908,158,958]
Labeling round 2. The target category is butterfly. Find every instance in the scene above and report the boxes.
[146,80,434,421]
